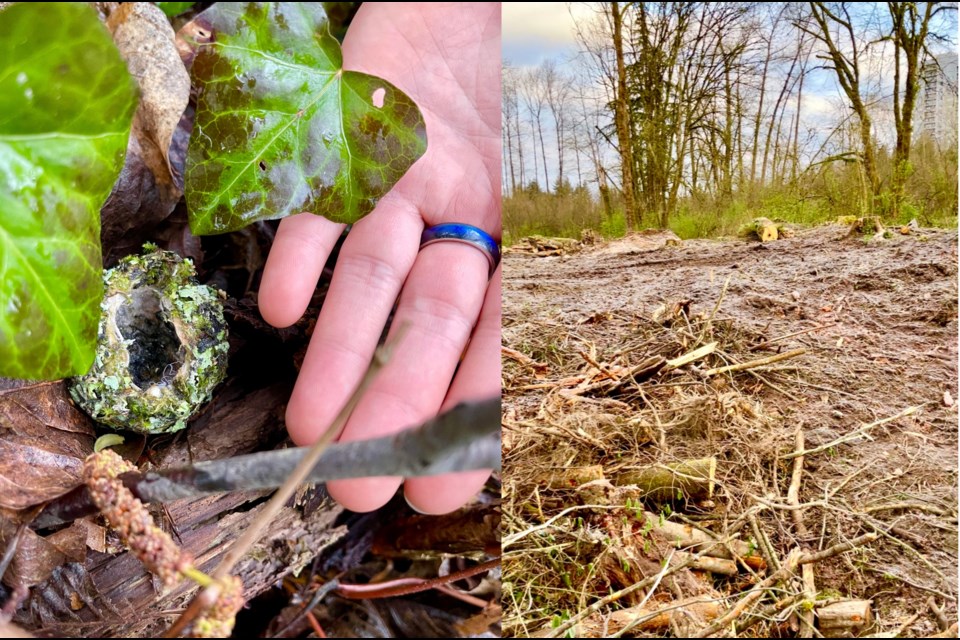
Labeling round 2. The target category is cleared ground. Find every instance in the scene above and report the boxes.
[502,225,958,637]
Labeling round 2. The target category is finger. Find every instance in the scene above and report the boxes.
[404,265,500,514]
[325,239,491,512]
[258,213,345,328]
[284,194,423,447]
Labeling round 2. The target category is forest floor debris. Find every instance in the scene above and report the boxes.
[502,223,958,638]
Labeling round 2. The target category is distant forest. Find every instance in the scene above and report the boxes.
[503,2,958,240]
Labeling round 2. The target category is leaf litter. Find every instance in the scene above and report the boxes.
[1,3,496,637]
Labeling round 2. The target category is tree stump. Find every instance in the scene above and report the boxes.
[817,599,874,638]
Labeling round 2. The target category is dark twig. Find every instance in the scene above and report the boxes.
[35,398,500,529]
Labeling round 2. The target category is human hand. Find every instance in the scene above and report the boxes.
[258,3,501,513]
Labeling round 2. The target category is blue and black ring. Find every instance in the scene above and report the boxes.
[419,223,501,277]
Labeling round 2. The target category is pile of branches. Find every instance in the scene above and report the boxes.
[507,229,604,258]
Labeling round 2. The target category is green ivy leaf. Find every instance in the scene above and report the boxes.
[0,3,137,380]
[183,2,427,235]
[155,2,195,18]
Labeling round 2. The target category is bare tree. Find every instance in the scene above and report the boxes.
[542,60,574,189]
[887,1,954,217]
[750,5,789,185]
[502,62,520,195]
[609,1,640,228]
[521,66,552,192]
[800,2,881,213]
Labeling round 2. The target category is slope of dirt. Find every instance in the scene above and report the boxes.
[502,225,957,637]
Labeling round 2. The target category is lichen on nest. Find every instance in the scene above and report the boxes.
[70,245,229,434]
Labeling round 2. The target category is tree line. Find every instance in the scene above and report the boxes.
[503,2,957,236]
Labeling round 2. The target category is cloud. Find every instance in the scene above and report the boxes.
[802,93,836,118]
[503,3,580,44]
[502,3,597,67]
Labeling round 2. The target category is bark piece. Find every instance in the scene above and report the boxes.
[371,502,500,559]
[818,599,873,637]
[581,596,721,637]
[614,457,715,502]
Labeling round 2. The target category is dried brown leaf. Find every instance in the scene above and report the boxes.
[107,2,189,174]
[0,519,87,588]
[0,380,95,510]
[101,2,192,265]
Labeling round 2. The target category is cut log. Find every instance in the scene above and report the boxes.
[580,228,603,245]
[519,235,582,256]
[739,217,780,242]
[817,599,873,637]
[534,466,605,490]
[640,514,766,570]
[580,596,721,636]
[673,551,738,576]
[846,216,887,240]
[614,457,716,502]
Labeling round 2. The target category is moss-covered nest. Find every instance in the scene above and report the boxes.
[70,246,229,434]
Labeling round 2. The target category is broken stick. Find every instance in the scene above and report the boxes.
[704,348,806,376]
[817,599,873,637]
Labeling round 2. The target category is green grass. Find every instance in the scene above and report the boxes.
[599,211,627,238]
[504,185,956,243]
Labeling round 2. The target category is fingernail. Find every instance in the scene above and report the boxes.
[404,492,430,514]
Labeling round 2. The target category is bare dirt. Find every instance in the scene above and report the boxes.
[502,224,958,637]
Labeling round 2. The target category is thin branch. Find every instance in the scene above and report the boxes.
[166,329,403,636]
[35,398,499,529]
[703,348,807,376]
[781,405,921,460]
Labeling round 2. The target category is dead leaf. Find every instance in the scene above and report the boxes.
[371,503,500,559]
[101,3,192,265]
[73,518,108,554]
[108,3,189,174]
[0,519,88,588]
[0,380,95,510]
[455,602,502,636]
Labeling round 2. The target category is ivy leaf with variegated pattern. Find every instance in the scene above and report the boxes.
[0,3,138,380]
[183,2,428,236]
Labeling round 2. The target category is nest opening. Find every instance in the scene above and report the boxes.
[117,288,184,388]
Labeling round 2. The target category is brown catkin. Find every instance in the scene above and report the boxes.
[189,576,245,638]
[83,449,194,588]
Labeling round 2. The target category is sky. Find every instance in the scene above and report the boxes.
[502,2,959,194]
[502,3,588,67]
